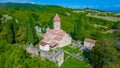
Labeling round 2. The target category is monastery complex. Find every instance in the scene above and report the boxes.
[39,14,71,51]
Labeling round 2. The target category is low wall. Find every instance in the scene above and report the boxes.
[25,46,64,66]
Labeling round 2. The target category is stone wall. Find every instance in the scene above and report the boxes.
[25,46,64,66]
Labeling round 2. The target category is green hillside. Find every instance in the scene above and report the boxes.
[0,3,72,13]
[0,3,120,68]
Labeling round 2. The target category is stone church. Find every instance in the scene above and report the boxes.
[39,14,71,51]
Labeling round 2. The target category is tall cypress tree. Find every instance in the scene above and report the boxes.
[76,17,85,40]
[73,19,78,35]
[26,18,34,44]
[12,18,18,43]
[49,17,54,29]
[6,19,14,43]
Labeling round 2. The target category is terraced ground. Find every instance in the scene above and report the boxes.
[60,43,92,68]
[87,15,120,22]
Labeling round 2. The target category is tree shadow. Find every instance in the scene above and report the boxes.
[82,50,90,58]
[70,32,78,41]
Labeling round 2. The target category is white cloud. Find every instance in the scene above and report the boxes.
[104,6,109,8]
[82,5,93,8]
[115,4,120,7]
[22,1,26,3]
[95,5,98,8]
[7,0,16,2]
[67,5,80,8]
[68,5,95,9]
[31,2,35,4]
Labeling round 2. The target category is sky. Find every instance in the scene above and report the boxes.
[0,0,120,12]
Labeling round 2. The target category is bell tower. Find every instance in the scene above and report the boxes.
[53,14,61,30]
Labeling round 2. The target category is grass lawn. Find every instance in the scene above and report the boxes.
[62,46,80,54]
[61,45,92,68]
[60,56,92,68]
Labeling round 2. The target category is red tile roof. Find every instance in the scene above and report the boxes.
[58,30,66,36]
[85,38,96,44]
[40,41,47,46]
[42,29,66,47]
[49,41,58,47]
[53,14,60,22]
[47,29,56,35]
[40,14,68,48]
[44,37,52,42]
[54,35,62,41]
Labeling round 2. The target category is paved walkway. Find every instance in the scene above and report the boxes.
[64,51,84,61]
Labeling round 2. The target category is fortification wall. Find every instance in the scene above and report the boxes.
[25,46,64,66]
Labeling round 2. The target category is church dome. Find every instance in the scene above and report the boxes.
[53,13,60,22]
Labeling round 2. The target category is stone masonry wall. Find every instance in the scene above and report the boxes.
[25,46,64,66]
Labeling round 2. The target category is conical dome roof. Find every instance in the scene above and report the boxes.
[53,13,60,22]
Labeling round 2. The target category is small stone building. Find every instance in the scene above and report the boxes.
[25,46,64,66]
[84,38,96,50]
[39,14,71,51]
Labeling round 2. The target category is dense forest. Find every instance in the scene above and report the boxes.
[0,3,120,68]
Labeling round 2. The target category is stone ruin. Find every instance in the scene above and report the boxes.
[25,46,64,67]
[1,14,12,23]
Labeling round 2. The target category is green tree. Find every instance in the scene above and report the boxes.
[75,16,85,40]
[114,21,120,33]
[0,26,7,40]
[16,26,27,44]
[0,39,56,68]
[49,17,54,29]
[90,39,120,68]
[12,18,18,43]
[6,19,14,43]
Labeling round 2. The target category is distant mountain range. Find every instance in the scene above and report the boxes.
[0,3,72,12]
[0,3,119,13]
